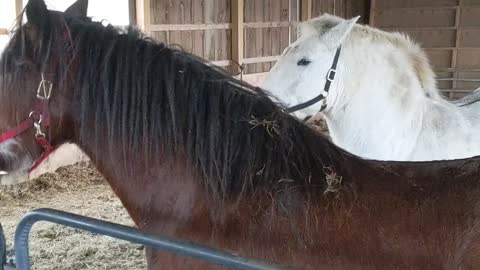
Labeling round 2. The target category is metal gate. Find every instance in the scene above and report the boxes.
[2,208,296,270]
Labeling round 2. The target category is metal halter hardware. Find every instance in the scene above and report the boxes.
[36,74,53,100]
[286,46,342,114]
[0,73,56,174]
[28,111,45,138]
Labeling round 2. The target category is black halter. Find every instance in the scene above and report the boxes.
[286,46,342,113]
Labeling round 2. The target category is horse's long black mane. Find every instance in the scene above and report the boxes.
[1,10,346,200]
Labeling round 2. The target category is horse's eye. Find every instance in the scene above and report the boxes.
[297,58,311,66]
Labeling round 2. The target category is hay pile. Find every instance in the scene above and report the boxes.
[0,162,146,270]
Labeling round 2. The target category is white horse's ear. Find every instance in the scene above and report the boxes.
[322,16,360,48]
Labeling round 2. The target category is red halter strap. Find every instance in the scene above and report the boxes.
[0,74,57,173]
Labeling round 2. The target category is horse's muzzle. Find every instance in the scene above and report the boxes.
[303,115,312,122]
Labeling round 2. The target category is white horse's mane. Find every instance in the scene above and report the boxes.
[298,14,441,100]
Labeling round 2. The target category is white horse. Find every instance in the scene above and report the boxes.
[262,14,480,161]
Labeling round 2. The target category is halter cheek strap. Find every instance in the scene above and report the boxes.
[0,25,72,174]
[0,74,57,173]
[286,46,342,113]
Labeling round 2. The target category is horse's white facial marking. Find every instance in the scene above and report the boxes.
[0,139,33,185]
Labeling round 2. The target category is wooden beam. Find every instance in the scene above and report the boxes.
[451,0,463,98]
[231,0,244,73]
[210,60,231,67]
[152,21,302,33]
[129,0,137,26]
[243,55,281,64]
[15,0,23,16]
[382,26,480,32]
[13,0,23,28]
[244,21,299,29]
[300,0,312,21]
[374,6,467,11]
[425,47,480,51]
[136,0,151,33]
[150,23,231,31]
[369,0,376,25]
[436,68,480,72]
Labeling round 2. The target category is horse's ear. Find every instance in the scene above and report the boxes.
[65,0,89,18]
[322,16,360,49]
[25,0,48,26]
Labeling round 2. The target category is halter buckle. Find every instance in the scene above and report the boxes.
[319,98,328,112]
[326,68,337,82]
[36,74,53,100]
[29,111,45,138]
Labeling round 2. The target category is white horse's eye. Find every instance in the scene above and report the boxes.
[297,58,311,66]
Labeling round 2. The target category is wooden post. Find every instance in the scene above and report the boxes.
[129,0,137,26]
[15,0,23,15]
[300,0,312,21]
[136,0,151,33]
[231,0,244,74]
[369,0,376,26]
[450,0,463,99]
[14,0,23,28]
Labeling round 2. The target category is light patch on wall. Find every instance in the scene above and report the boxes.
[0,1,16,29]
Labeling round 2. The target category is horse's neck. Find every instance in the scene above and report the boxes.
[75,133,204,230]
[325,44,431,159]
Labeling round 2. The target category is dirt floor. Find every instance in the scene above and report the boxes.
[0,162,147,270]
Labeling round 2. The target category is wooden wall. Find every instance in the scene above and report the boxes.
[242,0,299,74]
[137,0,370,76]
[370,0,480,98]
[312,0,370,22]
[147,0,234,71]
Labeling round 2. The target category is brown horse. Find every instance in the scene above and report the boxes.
[1,0,480,269]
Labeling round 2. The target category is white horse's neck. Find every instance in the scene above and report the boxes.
[324,40,431,160]
[263,14,480,161]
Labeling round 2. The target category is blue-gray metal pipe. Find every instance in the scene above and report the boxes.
[15,208,296,270]
[1,222,6,270]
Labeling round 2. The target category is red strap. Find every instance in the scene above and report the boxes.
[28,109,55,172]
[34,101,51,127]
[0,99,50,143]
[0,118,34,144]
[29,138,57,172]
[0,99,55,173]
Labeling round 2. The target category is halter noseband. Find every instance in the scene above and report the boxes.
[0,74,56,173]
[286,46,342,114]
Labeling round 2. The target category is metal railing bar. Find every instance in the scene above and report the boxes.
[437,78,480,82]
[14,209,296,270]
